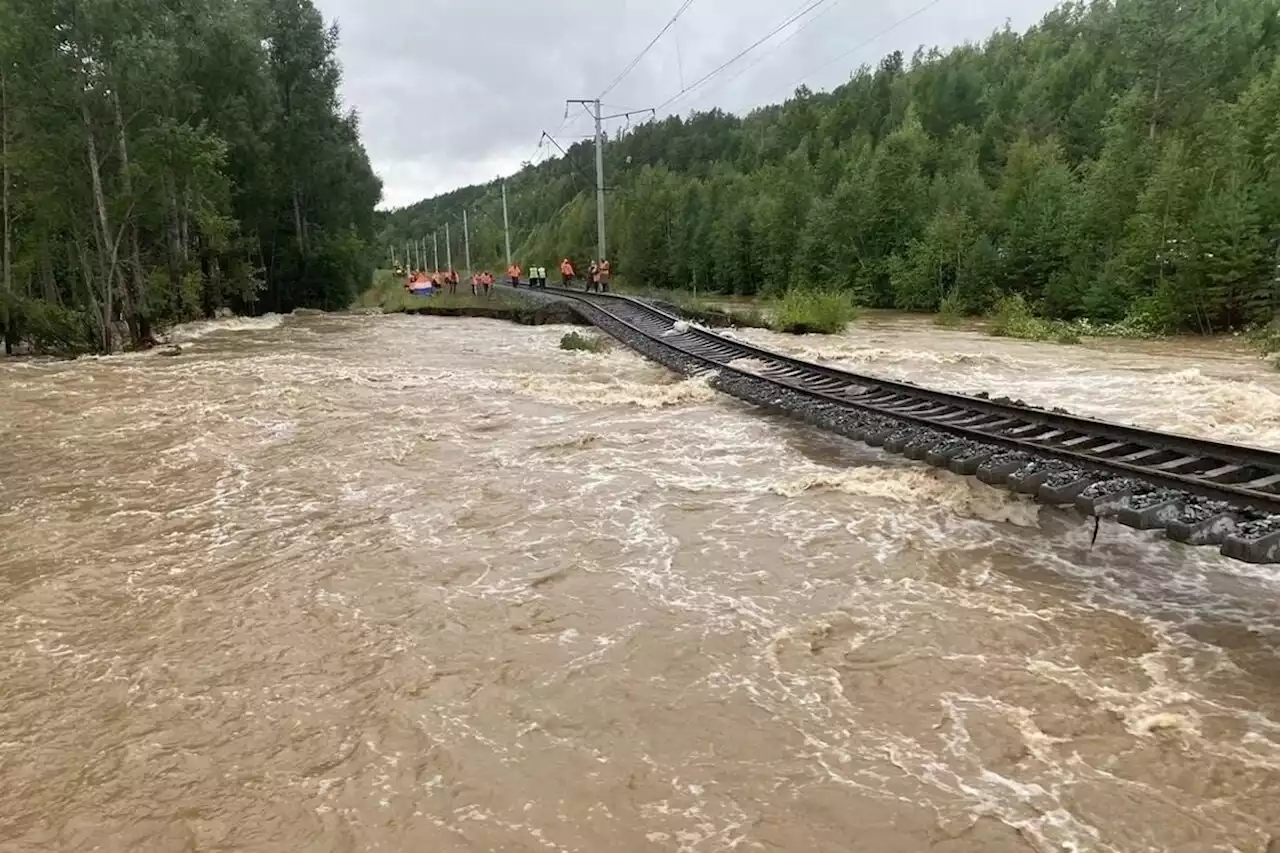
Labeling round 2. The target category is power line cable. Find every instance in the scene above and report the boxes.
[599,0,698,99]
[654,0,838,113]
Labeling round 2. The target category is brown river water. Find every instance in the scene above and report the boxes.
[2,312,1280,853]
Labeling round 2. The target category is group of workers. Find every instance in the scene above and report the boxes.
[399,257,614,296]
[401,267,497,297]
[506,258,613,292]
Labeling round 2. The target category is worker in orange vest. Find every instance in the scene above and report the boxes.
[599,259,612,293]
[560,258,575,288]
[507,263,521,288]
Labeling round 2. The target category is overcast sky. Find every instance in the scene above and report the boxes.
[313,0,1062,209]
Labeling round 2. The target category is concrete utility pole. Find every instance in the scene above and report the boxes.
[445,222,452,271]
[463,210,472,274]
[501,180,512,267]
[432,232,439,271]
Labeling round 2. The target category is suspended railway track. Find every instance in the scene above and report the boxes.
[510,284,1280,565]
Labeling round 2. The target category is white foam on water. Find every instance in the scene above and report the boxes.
[169,312,286,343]
[515,371,719,410]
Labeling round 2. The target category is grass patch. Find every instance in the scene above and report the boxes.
[560,331,610,353]
[769,289,859,335]
[985,294,1169,345]
[932,291,966,329]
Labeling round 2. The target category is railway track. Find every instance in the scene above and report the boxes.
[511,284,1280,565]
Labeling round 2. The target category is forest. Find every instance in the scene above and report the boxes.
[0,0,382,354]
[381,0,1280,335]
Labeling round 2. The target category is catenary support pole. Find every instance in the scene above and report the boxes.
[463,210,472,274]
[501,180,512,267]
[593,99,607,263]
[567,98,608,264]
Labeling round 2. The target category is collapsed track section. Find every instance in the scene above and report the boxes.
[519,285,1280,564]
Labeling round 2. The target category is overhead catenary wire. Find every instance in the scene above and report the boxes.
[654,0,838,113]
[767,0,949,99]
[682,0,848,109]
[539,130,597,188]
[599,0,698,99]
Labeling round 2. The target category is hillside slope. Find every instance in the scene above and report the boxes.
[380,0,1280,332]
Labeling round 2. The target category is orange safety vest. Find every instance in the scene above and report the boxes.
[561,260,574,277]
[600,261,612,280]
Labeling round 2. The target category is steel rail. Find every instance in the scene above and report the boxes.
[499,283,1280,561]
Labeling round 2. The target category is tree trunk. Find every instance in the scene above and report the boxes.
[2,71,11,355]
[113,90,146,347]
[82,97,124,353]
[165,172,183,315]
[1149,69,1162,140]
[40,243,59,304]
[292,184,307,254]
[180,184,190,258]
[74,236,106,351]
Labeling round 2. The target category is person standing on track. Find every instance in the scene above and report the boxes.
[538,264,548,289]
[507,263,521,288]
[560,258,575,288]
[599,259,612,293]
[586,260,599,293]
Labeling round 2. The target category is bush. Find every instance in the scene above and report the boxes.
[770,289,858,335]
[1248,321,1280,363]
[987,293,1039,338]
[986,294,1081,345]
[1,294,94,354]
[560,331,610,353]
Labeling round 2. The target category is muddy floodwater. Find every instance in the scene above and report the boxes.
[2,313,1279,853]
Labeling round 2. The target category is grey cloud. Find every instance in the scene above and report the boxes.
[315,0,1062,208]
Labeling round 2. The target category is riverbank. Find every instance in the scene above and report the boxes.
[611,283,858,335]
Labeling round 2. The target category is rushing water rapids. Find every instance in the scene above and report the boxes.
[2,312,1279,853]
